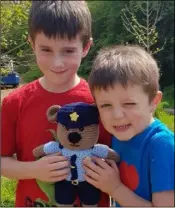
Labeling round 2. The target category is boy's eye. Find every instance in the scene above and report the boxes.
[65,50,74,53]
[62,49,75,55]
[124,103,136,106]
[100,104,111,108]
[65,126,69,131]
[42,48,51,52]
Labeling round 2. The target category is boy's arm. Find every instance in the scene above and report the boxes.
[149,135,174,206]
[112,184,152,206]
[2,142,62,180]
[2,153,69,182]
[1,96,18,157]
[1,156,38,180]
[112,185,174,207]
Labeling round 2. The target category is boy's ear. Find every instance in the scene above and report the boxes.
[82,38,93,58]
[151,91,162,111]
[47,105,61,123]
[28,35,35,54]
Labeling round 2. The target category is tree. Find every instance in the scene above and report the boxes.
[121,1,166,54]
[1,1,33,74]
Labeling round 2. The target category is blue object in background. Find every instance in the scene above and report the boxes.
[1,72,20,87]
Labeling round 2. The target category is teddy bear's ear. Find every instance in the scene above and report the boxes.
[91,103,97,107]
[91,103,99,117]
[47,105,61,123]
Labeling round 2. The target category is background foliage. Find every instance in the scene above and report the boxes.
[1,1,174,91]
[1,1,174,207]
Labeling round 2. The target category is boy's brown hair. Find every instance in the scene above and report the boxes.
[28,1,92,47]
[88,45,160,102]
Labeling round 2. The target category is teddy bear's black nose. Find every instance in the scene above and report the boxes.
[68,132,81,144]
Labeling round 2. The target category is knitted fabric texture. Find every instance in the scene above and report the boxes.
[44,141,109,181]
[57,102,99,128]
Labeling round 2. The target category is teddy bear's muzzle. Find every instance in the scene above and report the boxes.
[68,132,81,144]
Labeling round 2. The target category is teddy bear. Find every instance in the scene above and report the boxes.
[33,102,120,207]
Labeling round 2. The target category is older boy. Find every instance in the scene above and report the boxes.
[84,45,174,206]
[1,1,110,207]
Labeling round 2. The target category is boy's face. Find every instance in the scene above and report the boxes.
[30,32,91,87]
[94,83,162,141]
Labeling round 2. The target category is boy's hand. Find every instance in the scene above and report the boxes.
[83,156,122,196]
[33,153,70,182]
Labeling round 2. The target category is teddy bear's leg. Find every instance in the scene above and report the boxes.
[78,181,100,207]
[55,180,76,206]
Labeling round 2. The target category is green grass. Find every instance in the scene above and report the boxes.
[0,177,17,207]
[162,85,174,108]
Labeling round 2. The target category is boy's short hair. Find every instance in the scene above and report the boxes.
[28,1,92,47]
[88,45,160,102]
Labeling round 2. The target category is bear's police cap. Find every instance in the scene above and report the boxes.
[57,102,99,128]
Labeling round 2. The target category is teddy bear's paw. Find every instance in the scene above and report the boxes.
[56,203,74,207]
[34,198,48,207]
[82,204,98,207]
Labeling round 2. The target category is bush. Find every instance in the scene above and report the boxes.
[162,85,174,108]
[154,102,174,132]
[22,67,42,83]
[1,68,12,76]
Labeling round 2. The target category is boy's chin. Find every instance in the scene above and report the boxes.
[113,132,135,141]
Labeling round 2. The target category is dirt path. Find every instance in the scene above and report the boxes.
[1,88,15,101]
[1,85,24,101]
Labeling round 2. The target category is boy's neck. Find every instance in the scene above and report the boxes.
[39,74,80,93]
[150,117,155,124]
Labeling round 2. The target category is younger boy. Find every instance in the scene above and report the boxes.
[1,1,110,207]
[84,45,174,206]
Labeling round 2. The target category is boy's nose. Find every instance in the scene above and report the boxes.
[113,108,125,119]
[53,57,64,69]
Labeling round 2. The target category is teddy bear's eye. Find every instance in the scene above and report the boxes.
[65,126,69,131]
[79,127,84,132]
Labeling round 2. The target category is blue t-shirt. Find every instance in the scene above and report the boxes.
[112,119,174,207]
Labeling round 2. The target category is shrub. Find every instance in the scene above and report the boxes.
[22,67,42,83]
[162,85,174,108]
[1,68,12,76]
[154,102,174,132]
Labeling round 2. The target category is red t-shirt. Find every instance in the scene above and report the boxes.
[1,78,111,207]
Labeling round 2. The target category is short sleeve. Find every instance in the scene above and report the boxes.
[1,96,18,156]
[150,135,174,193]
[43,141,61,154]
[92,144,109,158]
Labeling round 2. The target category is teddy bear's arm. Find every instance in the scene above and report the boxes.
[33,144,46,158]
[43,141,61,155]
[33,141,61,158]
[92,144,120,163]
[106,148,120,163]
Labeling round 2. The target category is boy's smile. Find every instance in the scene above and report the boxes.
[94,83,162,141]
[114,124,132,132]
[30,32,91,92]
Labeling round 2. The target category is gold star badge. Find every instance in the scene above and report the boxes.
[70,112,79,122]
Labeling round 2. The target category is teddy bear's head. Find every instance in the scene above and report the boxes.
[47,102,99,150]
